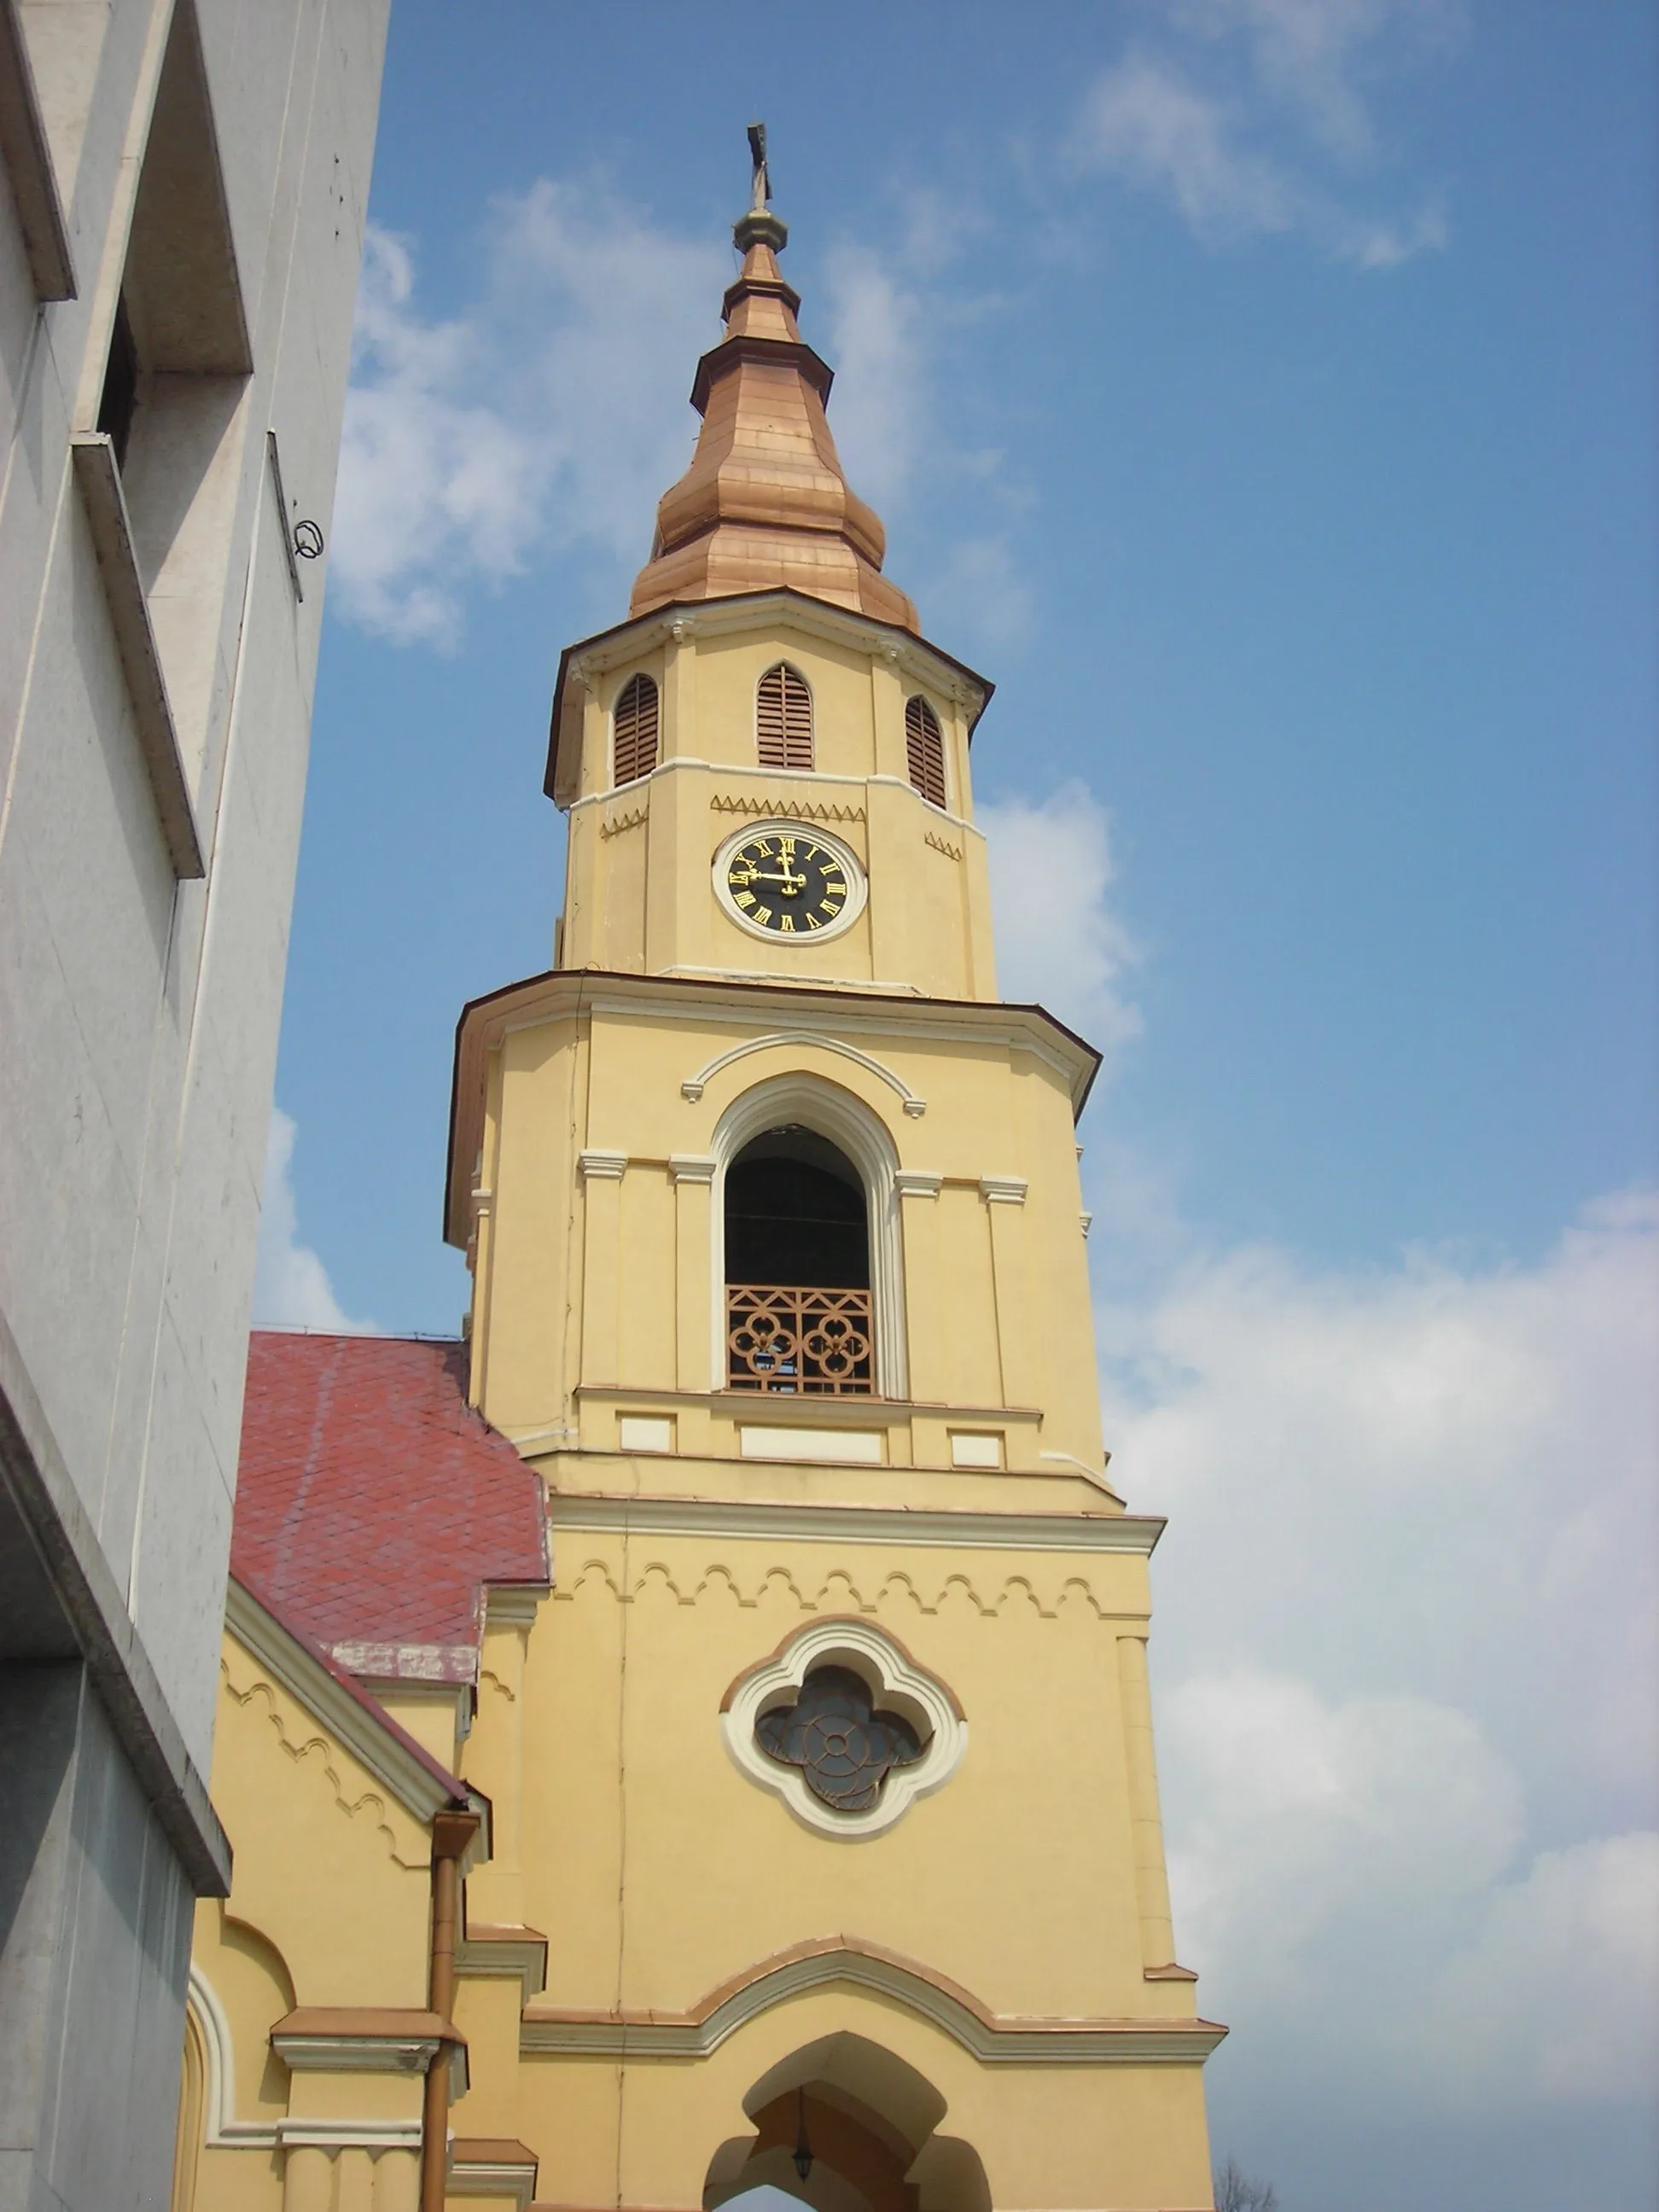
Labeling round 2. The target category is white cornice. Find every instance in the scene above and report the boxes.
[271,2031,438,2074]
[276,2120,424,2151]
[543,1493,1161,1555]
[457,1933,550,2005]
[450,2149,538,2209]
[979,1175,1028,1205]
[520,1945,1223,2066]
[485,1586,549,1628]
[224,1581,486,1841]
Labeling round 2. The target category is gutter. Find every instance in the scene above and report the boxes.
[422,1807,481,2212]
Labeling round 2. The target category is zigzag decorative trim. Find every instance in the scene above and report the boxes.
[599,803,649,838]
[924,825,963,861]
[547,1555,1143,1622]
[218,1659,427,1871]
[519,1936,1225,2065]
[710,792,866,824]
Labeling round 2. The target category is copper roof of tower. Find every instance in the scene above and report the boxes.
[627,142,918,632]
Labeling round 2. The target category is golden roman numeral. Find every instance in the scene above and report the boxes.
[754,905,771,926]
[736,890,756,908]
[779,915,795,933]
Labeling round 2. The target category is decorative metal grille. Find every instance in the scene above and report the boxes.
[612,672,659,785]
[756,663,814,771]
[756,1666,923,1813]
[726,1284,874,1394]
[905,694,947,809]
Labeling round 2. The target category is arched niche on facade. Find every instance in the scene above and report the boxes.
[709,1074,907,1400]
[702,2031,991,2212]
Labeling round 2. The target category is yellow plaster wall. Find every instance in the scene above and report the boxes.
[179,1631,436,2212]
[195,589,1215,2206]
[506,1539,1161,2023]
[213,1639,434,2005]
[511,1994,1214,2212]
[561,610,994,998]
[469,1004,1105,1480]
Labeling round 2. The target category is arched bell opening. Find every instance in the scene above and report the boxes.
[702,2032,990,2212]
[709,1074,909,1401]
[725,1125,874,1397]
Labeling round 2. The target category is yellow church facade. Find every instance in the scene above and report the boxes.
[177,145,1222,2212]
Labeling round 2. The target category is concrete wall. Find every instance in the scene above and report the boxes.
[0,3,387,2203]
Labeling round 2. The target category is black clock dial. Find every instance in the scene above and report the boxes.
[724,831,852,935]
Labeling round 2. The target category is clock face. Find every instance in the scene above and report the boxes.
[720,829,859,937]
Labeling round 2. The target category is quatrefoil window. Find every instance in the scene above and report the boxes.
[755,1667,923,1813]
[721,1620,968,1838]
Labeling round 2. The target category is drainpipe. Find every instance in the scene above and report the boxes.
[422,1807,480,2212]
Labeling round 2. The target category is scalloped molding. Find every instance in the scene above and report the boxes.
[719,1617,966,1840]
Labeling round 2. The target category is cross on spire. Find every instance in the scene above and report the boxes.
[747,121,770,212]
[735,120,787,254]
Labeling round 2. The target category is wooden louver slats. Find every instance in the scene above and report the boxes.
[612,672,659,786]
[756,663,813,771]
[905,695,947,809]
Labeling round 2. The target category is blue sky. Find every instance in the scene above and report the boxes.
[257,5,1657,2207]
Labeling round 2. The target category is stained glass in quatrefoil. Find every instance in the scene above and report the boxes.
[754,1666,923,1813]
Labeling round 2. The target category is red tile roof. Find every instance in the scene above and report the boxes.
[233,1333,548,1682]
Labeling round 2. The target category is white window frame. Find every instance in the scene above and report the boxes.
[709,1073,907,1402]
[720,1617,968,1839]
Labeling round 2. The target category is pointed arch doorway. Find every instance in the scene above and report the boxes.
[702,2033,991,2212]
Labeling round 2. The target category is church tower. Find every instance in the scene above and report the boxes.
[445,137,1223,2211]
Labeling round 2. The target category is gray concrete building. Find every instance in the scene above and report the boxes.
[0,3,387,2203]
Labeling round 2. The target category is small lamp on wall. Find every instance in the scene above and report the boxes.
[793,2087,814,2182]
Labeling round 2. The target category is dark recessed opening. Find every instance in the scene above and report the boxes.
[97,294,139,472]
[725,1126,868,1289]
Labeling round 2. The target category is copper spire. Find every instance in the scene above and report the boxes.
[627,128,919,632]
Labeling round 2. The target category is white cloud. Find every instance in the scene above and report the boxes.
[824,242,929,515]
[825,228,1032,664]
[1174,0,1464,155]
[979,782,1142,1062]
[331,176,1031,662]
[331,186,725,646]
[1075,53,1296,242]
[253,1109,375,1333]
[1422,1832,1659,2106]
[1098,1184,1659,2116]
[1072,4,1454,266]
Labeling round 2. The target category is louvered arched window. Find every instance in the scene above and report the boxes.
[905,695,947,810]
[612,672,660,786]
[756,663,814,771]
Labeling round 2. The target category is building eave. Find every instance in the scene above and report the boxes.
[544,588,995,807]
[445,968,1103,1249]
[225,1577,492,1866]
